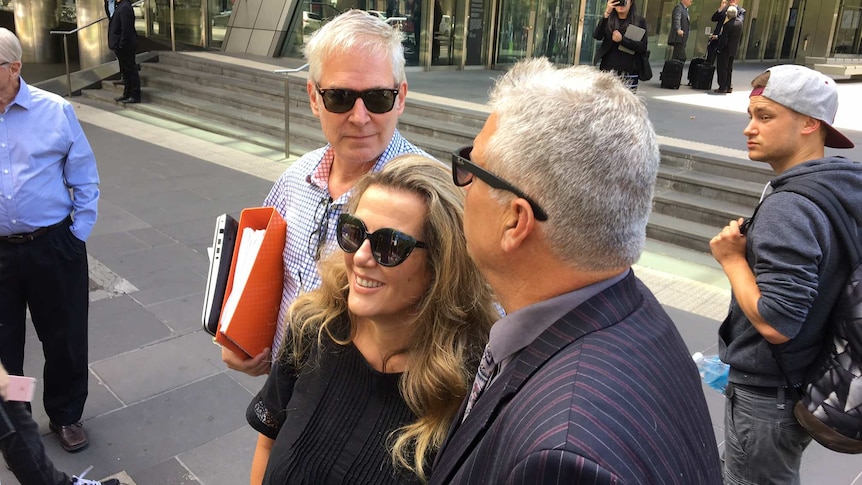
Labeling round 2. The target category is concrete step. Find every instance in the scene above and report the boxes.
[657,164,765,208]
[661,147,773,184]
[653,188,755,229]
[647,212,718,254]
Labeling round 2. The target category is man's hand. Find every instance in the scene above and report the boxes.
[221,346,271,377]
[0,363,9,401]
[678,29,684,36]
[710,218,747,267]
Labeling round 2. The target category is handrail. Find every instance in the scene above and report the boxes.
[48,0,147,97]
[276,63,310,158]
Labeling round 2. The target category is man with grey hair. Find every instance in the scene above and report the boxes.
[431,58,721,485]
[0,28,99,456]
[220,9,426,375]
[711,5,742,94]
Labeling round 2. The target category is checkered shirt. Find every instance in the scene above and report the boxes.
[263,130,428,357]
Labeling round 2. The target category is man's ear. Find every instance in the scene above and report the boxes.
[307,81,321,117]
[500,198,536,253]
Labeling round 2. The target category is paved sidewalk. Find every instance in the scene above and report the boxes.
[2,60,861,484]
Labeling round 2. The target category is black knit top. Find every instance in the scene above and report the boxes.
[246,316,420,484]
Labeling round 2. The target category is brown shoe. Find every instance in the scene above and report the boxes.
[49,421,89,452]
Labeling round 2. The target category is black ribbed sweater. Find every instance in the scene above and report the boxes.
[247,328,420,484]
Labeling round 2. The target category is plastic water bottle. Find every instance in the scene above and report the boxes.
[692,352,730,395]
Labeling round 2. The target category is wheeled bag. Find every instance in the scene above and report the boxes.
[660,59,684,89]
[687,57,707,85]
[692,63,715,90]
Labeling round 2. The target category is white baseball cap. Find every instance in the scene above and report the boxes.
[750,64,854,149]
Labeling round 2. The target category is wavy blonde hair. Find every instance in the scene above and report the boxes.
[283,155,497,481]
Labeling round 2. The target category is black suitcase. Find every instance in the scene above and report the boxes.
[687,57,707,85]
[660,60,684,89]
[692,63,715,90]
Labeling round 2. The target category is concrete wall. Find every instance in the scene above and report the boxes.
[222,0,296,56]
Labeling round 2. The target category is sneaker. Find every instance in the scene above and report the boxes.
[70,465,120,485]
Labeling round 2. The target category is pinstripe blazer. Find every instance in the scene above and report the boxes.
[430,272,722,485]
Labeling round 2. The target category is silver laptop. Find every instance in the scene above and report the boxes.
[202,213,239,336]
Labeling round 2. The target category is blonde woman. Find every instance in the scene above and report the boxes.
[246,155,498,484]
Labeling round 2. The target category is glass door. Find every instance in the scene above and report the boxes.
[496,0,579,65]
[833,0,862,55]
[432,0,468,66]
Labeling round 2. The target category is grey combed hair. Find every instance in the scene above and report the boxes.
[304,9,406,86]
[0,28,22,64]
[486,58,659,271]
[726,6,738,18]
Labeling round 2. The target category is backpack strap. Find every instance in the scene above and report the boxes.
[761,178,862,394]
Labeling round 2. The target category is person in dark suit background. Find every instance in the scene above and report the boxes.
[430,58,722,485]
[108,0,140,103]
[712,6,742,94]
[707,0,745,64]
[667,0,691,62]
[104,0,125,86]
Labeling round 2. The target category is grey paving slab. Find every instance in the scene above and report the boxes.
[88,295,174,363]
[128,264,207,307]
[88,229,157,258]
[127,458,201,485]
[28,374,252,481]
[91,200,152,236]
[179,426,259,485]
[91,332,223,404]
[144,292,207,335]
[96,243,202,285]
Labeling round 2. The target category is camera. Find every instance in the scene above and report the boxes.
[616,0,627,6]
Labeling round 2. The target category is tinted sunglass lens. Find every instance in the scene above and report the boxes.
[369,230,410,266]
[363,90,396,114]
[337,219,365,252]
[322,90,355,113]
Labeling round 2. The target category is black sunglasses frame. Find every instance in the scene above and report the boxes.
[315,85,400,114]
[451,146,549,221]
[336,214,427,267]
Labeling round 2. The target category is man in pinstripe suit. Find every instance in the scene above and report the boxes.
[434,59,722,484]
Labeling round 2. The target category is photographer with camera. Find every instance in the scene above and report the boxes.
[593,0,648,90]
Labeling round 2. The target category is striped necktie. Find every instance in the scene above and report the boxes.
[463,344,496,421]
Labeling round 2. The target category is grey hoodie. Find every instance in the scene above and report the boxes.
[719,156,862,387]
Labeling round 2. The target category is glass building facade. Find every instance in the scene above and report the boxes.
[2,0,859,69]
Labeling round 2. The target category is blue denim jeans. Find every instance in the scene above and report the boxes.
[0,399,68,485]
[723,383,812,485]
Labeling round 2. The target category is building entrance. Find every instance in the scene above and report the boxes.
[494,0,579,65]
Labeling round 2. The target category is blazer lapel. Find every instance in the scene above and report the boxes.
[431,272,644,483]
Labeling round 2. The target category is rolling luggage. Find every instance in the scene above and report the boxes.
[692,63,715,90]
[687,57,707,85]
[660,59,684,89]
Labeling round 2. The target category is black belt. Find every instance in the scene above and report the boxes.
[730,382,802,398]
[0,216,71,244]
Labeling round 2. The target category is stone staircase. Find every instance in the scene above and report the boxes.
[80,51,771,258]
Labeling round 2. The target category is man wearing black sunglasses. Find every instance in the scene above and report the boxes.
[430,59,721,485]
[220,10,427,376]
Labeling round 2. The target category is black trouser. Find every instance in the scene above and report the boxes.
[0,400,69,485]
[115,45,140,100]
[670,42,686,62]
[0,217,89,427]
[716,52,735,91]
[706,40,718,65]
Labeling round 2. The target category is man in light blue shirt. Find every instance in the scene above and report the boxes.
[0,28,100,455]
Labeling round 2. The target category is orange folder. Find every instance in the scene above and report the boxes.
[215,207,286,359]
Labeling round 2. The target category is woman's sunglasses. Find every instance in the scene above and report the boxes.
[336,214,426,267]
[316,86,399,114]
